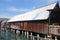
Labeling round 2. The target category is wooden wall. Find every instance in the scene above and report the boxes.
[7,21,48,34]
[0,21,2,27]
[27,22,48,34]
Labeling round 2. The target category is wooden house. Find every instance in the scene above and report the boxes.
[0,21,2,27]
[7,2,60,37]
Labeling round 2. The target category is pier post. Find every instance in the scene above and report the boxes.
[37,34,40,40]
[16,30,20,34]
[33,36,35,40]
[11,28,13,32]
[55,36,57,40]
[19,30,20,35]
[27,31,29,39]
[30,32,33,39]
[44,35,47,40]
[19,30,22,35]
[14,29,15,33]
[25,31,26,36]
[22,31,23,36]
[40,37,43,40]
[10,28,12,31]
[15,29,16,34]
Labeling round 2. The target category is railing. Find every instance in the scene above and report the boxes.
[49,25,60,35]
[11,25,19,29]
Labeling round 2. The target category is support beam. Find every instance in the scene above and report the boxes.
[30,32,33,39]
[44,35,47,40]
[16,30,20,34]
[22,31,23,36]
[27,31,29,39]
[19,30,21,35]
[37,34,40,40]
[33,36,35,40]
[25,31,26,36]
[55,36,57,40]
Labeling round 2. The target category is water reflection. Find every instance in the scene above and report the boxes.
[6,29,8,40]
[0,30,6,40]
[0,29,30,40]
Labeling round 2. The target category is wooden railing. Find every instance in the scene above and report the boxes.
[49,25,60,35]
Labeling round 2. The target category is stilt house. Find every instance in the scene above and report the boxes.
[7,2,60,36]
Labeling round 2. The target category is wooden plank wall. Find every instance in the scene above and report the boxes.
[0,21,2,27]
[7,21,48,34]
[27,22,48,34]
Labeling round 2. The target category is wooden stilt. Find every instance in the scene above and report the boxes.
[27,31,29,39]
[37,34,40,40]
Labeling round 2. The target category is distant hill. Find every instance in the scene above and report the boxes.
[0,18,9,22]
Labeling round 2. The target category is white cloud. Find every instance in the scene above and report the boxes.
[1,6,37,13]
[7,7,19,11]
[5,7,32,12]
[48,0,58,3]
[0,15,11,18]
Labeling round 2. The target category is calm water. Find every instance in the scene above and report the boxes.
[0,29,32,40]
[0,29,56,40]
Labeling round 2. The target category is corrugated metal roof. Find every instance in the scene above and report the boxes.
[7,2,57,22]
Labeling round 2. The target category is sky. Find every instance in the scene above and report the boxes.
[0,0,60,18]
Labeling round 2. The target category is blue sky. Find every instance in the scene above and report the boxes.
[0,0,60,18]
